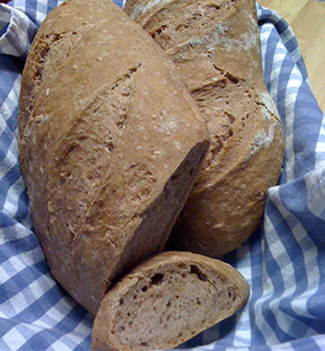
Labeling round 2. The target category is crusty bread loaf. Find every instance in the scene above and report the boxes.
[18,0,209,315]
[92,251,250,351]
[124,0,285,257]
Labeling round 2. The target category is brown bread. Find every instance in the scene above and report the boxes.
[124,0,285,257]
[18,0,209,315]
[92,251,250,351]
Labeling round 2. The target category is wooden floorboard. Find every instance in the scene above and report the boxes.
[258,0,325,113]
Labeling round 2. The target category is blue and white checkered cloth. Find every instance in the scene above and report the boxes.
[1,0,325,350]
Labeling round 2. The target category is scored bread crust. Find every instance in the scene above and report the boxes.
[18,0,209,315]
[92,251,250,351]
[124,0,285,257]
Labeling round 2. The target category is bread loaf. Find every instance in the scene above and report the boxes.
[92,251,250,351]
[18,0,209,315]
[124,0,285,257]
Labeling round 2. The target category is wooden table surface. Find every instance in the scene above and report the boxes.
[1,0,324,112]
[259,0,325,113]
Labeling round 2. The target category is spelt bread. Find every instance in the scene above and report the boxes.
[92,251,250,351]
[124,0,285,257]
[18,0,209,315]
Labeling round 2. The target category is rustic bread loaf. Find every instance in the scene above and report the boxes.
[124,0,285,257]
[18,0,209,315]
[92,251,250,351]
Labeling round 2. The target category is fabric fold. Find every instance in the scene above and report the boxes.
[0,1,324,350]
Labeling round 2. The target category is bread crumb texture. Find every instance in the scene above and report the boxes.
[92,252,250,351]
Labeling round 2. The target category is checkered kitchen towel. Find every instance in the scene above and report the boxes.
[1,0,325,350]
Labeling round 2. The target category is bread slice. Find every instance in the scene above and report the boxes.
[124,0,284,257]
[92,251,250,351]
[18,0,209,315]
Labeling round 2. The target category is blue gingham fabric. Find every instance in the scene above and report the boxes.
[1,0,325,350]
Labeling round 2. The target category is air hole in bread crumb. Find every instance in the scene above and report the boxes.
[140,342,148,346]
[119,298,124,305]
[228,289,237,301]
[190,265,207,281]
[141,286,148,292]
[150,273,164,285]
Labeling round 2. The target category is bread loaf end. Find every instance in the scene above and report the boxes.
[92,251,249,351]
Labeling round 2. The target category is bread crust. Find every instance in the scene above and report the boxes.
[18,0,209,315]
[92,251,250,351]
[124,0,285,257]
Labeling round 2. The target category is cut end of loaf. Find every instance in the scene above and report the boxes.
[92,252,249,351]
